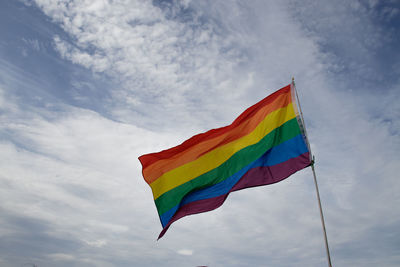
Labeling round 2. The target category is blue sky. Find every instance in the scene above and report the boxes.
[0,0,399,266]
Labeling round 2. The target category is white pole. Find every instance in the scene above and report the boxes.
[311,156,332,267]
[292,78,333,267]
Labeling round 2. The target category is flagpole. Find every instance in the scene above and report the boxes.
[311,156,332,267]
[291,78,333,267]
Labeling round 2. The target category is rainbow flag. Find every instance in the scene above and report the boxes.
[139,83,311,239]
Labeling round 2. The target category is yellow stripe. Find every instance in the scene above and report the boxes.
[150,104,296,199]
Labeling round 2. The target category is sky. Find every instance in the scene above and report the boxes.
[0,0,399,266]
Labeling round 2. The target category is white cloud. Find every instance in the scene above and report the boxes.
[33,0,253,130]
[177,249,193,256]
[47,253,75,261]
[84,239,107,248]
[22,38,41,52]
[0,0,399,266]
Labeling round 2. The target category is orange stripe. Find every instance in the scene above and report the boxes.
[142,91,292,184]
[139,85,291,170]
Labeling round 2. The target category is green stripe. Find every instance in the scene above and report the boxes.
[155,118,301,215]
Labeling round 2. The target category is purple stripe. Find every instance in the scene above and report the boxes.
[158,152,310,239]
[232,151,310,191]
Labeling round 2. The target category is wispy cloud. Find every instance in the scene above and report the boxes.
[0,0,399,266]
[34,0,254,130]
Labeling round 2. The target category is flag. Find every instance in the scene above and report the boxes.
[139,83,311,239]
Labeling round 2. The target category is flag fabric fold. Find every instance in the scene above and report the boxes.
[139,83,311,239]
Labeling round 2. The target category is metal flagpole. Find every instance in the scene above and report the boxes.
[311,156,332,267]
[291,78,333,267]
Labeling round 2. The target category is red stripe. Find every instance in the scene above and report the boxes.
[139,85,291,170]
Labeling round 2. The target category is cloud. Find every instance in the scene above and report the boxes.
[23,38,41,52]
[0,106,168,266]
[0,0,399,266]
[84,239,107,248]
[177,249,193,256]
[288,0,400,89]
[33,0,254,130]
[47,253,75,261]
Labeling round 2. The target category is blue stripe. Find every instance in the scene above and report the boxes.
[160,133,309,227]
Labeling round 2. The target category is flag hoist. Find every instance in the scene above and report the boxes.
[291,78,333,267]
